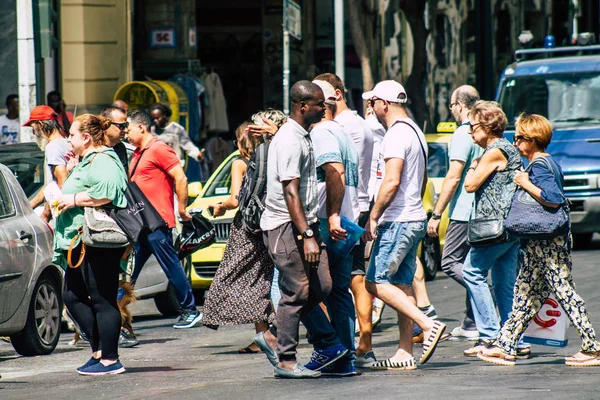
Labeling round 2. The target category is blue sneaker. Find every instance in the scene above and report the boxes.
[304,344,348,371]
[321,360,358,377]
[77,360,125,376]
[76,357,100,372]
[173,309,203,329]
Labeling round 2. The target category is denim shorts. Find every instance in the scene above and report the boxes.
[366,220,426,285]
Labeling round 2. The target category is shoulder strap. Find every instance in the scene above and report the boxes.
[129,141,157,180]
[392,120,427,163]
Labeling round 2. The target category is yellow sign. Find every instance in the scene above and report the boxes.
[437,122,457,133]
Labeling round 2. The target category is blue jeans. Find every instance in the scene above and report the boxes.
[132,227,196,310]
[301,221,356,360]
[463,240,519,340]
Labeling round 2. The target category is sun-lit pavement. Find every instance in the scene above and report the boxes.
[1,240,600,400]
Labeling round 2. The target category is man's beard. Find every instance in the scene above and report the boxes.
[35,134,48,151]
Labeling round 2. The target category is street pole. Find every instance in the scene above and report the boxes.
[283,30,290,116]
[16,0,36,143]
[334,0,345,82]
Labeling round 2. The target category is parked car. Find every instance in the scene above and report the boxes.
[187,146,450,282]
[497,44,600,248]
[0,143,180,318]
[0,161,63,356]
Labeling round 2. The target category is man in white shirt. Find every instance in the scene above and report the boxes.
[362,80,446,370]
[313,73,377,367]
[0,94,20,145]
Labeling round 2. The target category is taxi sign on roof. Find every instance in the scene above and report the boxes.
[437,122,457,133]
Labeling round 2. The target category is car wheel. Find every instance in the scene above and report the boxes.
[153,283,181,317]
[420,235,441,281]
[11,274,62,356]
[573,233,594,250]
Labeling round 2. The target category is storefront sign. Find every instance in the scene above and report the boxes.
[149,27,176,49]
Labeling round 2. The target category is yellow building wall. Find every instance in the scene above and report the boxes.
[60,0,131,111]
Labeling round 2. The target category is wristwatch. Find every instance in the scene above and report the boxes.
[297,228,314,241]
[431,213,442,220]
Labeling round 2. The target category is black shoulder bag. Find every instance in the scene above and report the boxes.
[110,142,168,242]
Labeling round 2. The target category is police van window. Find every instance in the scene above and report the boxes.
[499,72,600,127]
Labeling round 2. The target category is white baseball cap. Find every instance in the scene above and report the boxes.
[312,80,337,105]
[362,80,407,103]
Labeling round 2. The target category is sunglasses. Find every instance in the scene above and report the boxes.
[513,135,529,143]
[367,98,385,107]
[469,122,481,131]
[111,121,129,130]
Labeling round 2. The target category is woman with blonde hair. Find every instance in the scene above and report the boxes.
[202,110,286,353]
[479,114,600,367]
[56,114,128,375]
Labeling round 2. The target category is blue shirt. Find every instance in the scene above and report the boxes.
[528,155,564,205]
[448,122,484,221]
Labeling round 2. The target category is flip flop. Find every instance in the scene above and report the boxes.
[370,357,417,371]
[238,345,260,354]
[419,320,447,365]
[565,351,600,367]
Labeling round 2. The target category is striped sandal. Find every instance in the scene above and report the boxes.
[370,357,417,371]
[419,320,447,364]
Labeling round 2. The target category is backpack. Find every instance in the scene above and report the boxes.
[238,141,270,234]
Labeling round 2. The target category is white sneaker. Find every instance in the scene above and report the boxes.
[355,351,377,368]
[451,326,479,340]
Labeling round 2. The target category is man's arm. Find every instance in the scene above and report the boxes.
[167,164,192,221]
[282,178,320,263]
[364,157,404,241]
[427,160,465,237]
[322,162,347,241]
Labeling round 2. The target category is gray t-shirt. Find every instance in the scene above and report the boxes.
[152,121,200,161]
[44,137,69,183]
[260,119,319,231]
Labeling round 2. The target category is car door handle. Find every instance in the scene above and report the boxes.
[19,231,33,241]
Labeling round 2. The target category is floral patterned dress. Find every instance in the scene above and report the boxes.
[202,212,275,329]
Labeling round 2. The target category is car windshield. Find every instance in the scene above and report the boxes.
[427,142,448,178]
[0,143,44,199]
[202,155,237,197]
[498,72,600,128]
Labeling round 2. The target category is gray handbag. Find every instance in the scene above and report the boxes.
[467,217,509,247]
[81,207,130,248]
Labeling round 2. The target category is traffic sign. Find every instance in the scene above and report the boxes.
[284,0,302,40]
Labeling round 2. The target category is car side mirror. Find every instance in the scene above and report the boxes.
[188,182,203,199]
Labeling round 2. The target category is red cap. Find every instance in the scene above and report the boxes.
[23,105,58,126]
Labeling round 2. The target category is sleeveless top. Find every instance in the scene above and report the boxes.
[473,137,523,220]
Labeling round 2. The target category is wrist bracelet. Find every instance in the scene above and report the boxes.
[73,194,77,207]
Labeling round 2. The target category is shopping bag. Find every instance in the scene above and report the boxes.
[523,294,569,347]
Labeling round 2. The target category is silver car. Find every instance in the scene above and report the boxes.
[0,161,63,356]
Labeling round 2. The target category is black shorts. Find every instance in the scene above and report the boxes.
[351,211,371,276]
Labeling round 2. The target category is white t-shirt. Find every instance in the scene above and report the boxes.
[44,137,70,183]
[375,118,427,222]
[310,120,360,223]
[260,119,319,231]
[334,109,374,212]
[366,114,386,201]
[0,115,20,145]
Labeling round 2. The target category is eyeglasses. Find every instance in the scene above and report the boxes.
[367,98,385,107]
[233,140,238,148]
[469,122,481,131]
[111,121,129,130]
[513,135,529,143]
[448,102,458,111]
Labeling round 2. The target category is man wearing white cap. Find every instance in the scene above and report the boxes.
[362,80,447,370]
[300,80,360,376]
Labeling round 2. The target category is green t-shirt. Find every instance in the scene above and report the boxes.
[53,148,128,269]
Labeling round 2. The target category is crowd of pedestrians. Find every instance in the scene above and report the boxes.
[7,70,600,378]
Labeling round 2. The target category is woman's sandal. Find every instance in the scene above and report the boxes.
[420,320,447,364]
[370,357,417,371]
[238,343,260,354]
[477,346,516,367]
[565,351,600,367]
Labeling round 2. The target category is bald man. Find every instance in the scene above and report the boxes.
[426,85,482,339]
[254,80,331,379]
[112,100,129,112]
